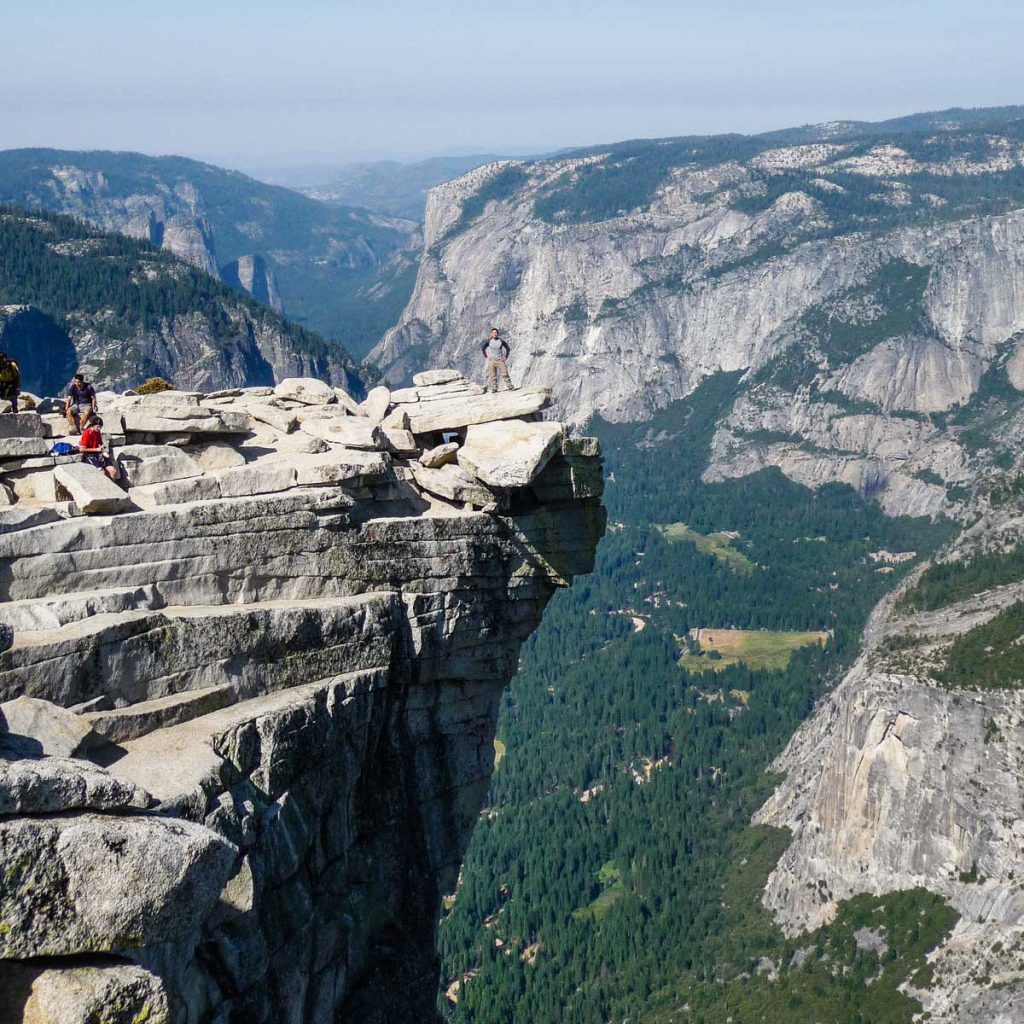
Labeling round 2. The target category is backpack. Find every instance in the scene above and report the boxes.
[50,442,78,456]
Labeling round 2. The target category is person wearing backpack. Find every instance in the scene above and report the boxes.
[0,352,21,412]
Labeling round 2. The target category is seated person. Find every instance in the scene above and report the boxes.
[79,416,118,482]
[66,373,98,432]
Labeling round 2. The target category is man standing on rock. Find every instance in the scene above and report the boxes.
[481,327,515,393]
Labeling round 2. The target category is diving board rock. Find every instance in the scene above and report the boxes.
[0,369,605,1024]
[400,388,552,435]
[458,419,564,488]
[52,463,132,515]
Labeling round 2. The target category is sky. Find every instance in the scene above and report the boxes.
[1,0,1022,169]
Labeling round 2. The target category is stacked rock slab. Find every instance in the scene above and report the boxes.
[0,373,604,1024]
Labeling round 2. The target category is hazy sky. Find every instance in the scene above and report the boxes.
[2,0,1022,167]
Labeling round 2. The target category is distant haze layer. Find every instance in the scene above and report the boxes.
[2,0,1023,162]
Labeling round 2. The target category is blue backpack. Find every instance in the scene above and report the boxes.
[50,442,78,456]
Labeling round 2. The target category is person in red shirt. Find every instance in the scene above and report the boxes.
[79,416,119,482]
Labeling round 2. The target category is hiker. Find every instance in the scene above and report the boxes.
[66,373,98,433]
[481,327,515,393]
[78,415,118,482]
[0,352,21,412]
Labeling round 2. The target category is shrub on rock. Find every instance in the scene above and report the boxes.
[136,377,176,395]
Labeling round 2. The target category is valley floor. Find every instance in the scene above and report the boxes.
[438,379,956,1023]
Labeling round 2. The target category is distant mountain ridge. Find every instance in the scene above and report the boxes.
[0,204,366,396]
[757,103,1024,143]
[296,154,509,220]
[553,104,1024,157]
[0,148,419,358]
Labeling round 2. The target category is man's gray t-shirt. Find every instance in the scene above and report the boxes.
[485,336,507,359]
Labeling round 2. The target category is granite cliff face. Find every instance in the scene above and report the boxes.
[755,512,1024,1022]
[0,373,603,1023]
[374,109,1024,518]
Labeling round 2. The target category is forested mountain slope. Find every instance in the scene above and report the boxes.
[375,105,1024,519]
[0,148,419,358]
[0,205,365,395]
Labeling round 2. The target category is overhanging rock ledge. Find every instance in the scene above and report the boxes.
[0,372,605,1024]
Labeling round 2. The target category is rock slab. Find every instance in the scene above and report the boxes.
[412,369,463,387]
[458,418,564,488]
[52,463,132,515]
[116,445,201,488]
[0,814,236,957]
[401,388,552,434]
[274,377,336,406]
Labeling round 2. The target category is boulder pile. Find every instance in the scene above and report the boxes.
[1,373,598,522]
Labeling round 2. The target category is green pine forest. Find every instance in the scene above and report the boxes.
[438,373,957,1023]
